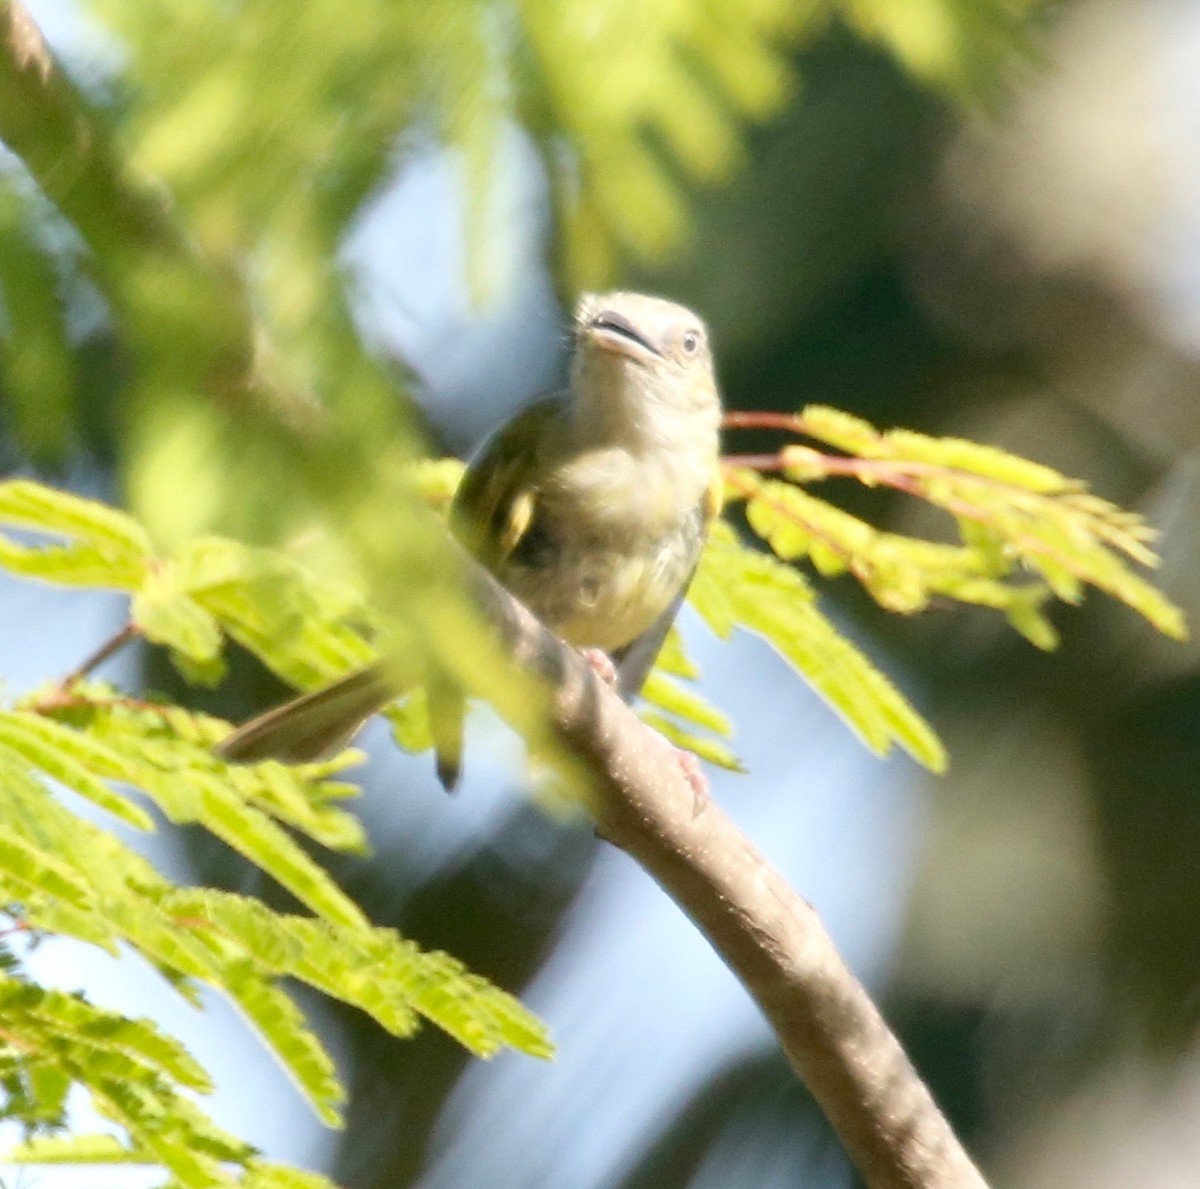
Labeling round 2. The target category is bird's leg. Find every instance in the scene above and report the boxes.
[578,647,619,688]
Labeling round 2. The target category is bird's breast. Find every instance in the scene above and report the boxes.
[500,499,706,653]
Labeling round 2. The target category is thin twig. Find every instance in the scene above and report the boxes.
[31,689,170,717]
[723,410,811,433]
[56,622,140,689]
[721,452,791,472]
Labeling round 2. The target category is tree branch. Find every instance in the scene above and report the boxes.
[466,563,987,1188]
[0,0,320,432]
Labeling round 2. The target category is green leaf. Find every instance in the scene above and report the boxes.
[640,711,745,773]
[9,985,212,1092]
[0,537,148,590]
[0,976,248,1185]
[159,888,554,1062]
[0,481,152,571]
[0,711,154,831]
[176,774,368,931]
[517,0,804,281]
[171,536,377,689]
[653,626,699,680]
[839,0,1037,103]
[133,571,224,665]
[752,408,1188,644]
[6,1133,155,1164]
[230,761,367,854]
[237,1160,343,1189]
[382,690,434,754]
[0,829,96,910]
[692,525,947,773]
[640,673,734,739]
[223,965,343,1127]
[1005,590,1059,650]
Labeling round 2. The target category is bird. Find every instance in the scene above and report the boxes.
[216,291,724,790]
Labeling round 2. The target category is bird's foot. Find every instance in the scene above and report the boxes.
[579,647,619,688]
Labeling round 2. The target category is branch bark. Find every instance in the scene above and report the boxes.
[468,564,988,1188]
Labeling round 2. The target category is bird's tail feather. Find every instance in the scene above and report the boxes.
[428,679,465,792]
[215,663,395,764]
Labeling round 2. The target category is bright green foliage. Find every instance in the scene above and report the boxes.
[517,0,803,281]
[141,536,381,689]
[640,672,742,772]
[705,403,1187,766]
[748,406,1188,648]
[0,0,1046,461]
[0,976,255,1183]
[691,522,948,772]
[0,438,1184,1186]
[840,0,1043,101]
[0,480,552,1185]
[10,1133,342,1189]
[8,424,1171,1178]
[0,685,551,1175]
[0,479,152,590]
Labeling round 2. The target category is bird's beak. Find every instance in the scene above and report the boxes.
[587,309,662,365]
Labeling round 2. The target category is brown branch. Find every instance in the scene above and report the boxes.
[466,562,988,1188]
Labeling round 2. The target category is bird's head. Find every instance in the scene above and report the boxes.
[570,291,721,451]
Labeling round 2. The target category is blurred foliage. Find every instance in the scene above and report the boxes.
[0,0,1051,539]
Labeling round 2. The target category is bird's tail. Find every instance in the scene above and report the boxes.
[216,661,468,792]
[427,678,465,792]
[215,663,396,764]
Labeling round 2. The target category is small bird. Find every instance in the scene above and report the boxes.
[216,291,724,788]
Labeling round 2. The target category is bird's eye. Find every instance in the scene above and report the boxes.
[681,330,701,355]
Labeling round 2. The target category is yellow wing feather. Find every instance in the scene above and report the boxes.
[451,397,563,568]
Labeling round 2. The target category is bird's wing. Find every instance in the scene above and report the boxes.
[450,396,565,569]
[433,397,565,790]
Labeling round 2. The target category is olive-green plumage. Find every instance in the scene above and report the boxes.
[217,291,724,788]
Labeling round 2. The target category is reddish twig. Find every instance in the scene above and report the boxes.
[722,410,812,433]
[721,453,791,472]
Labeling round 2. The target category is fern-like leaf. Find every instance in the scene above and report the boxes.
[691,523,947,772]
[0,480,151,590]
